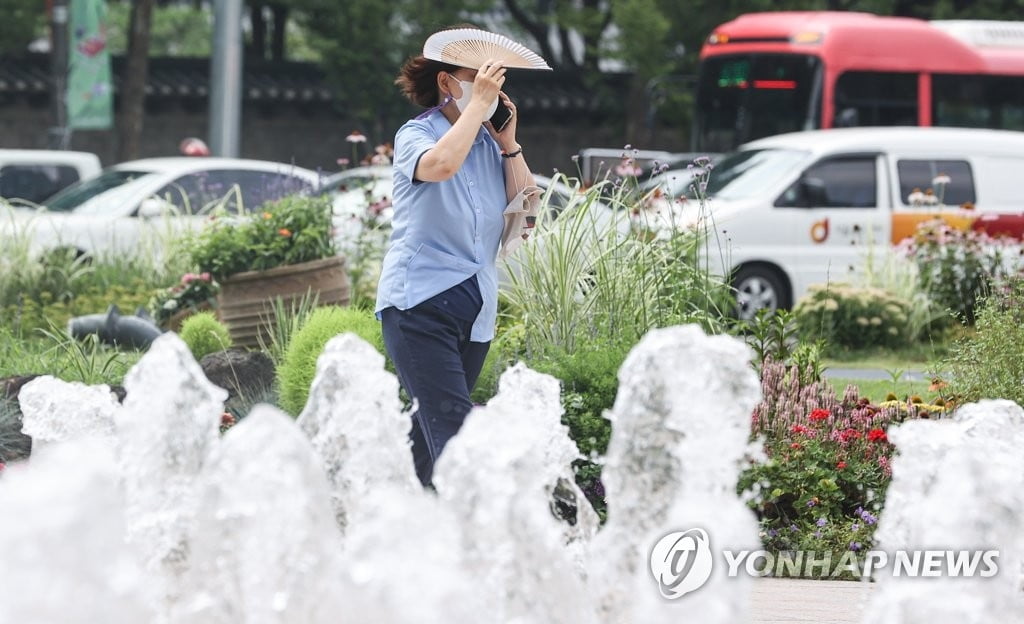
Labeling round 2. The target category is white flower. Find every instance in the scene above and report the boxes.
[907,190,926,205]
[346,130,367,143]
[932,174,951,186]
[163,299,179,310]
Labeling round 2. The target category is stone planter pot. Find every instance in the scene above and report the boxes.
[217,255,350,349]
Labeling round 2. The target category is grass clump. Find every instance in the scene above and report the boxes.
[276,306,383,416]
[179,312,233,361]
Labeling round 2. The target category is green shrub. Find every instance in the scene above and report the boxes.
[793,284,913,352]
[471,321,527,404]
[188,194,337,281]
[179,312,233,361]
[943,275,1024,407]
[899,219,1018,324]
[530,338,633,521]
[276,305,383,416]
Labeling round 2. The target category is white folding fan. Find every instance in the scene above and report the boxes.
[423,28,552,71]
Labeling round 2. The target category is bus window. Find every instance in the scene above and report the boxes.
[896,159,975,206]
[834,72,917,128]
[695,54,821,153]
[933,75,1024,132]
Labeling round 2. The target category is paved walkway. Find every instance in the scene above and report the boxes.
[751,578,873,623]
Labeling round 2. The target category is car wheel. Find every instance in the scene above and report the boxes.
[732,265,789,321]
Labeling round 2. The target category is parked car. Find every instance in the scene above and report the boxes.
[651,127,1024,319]
[0,149,102,205]
[2,157,321,258]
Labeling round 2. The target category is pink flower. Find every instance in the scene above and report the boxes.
[199,272,211,282]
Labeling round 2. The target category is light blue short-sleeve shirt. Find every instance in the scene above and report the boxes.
[374,109,507,342]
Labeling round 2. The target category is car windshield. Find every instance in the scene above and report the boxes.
[44,169,149,213]
[701,148,809,200]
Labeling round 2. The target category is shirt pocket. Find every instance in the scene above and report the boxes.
[404,242,482,305]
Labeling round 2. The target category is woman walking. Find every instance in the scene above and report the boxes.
[375,27,547,486]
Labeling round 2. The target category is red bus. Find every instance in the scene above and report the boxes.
[693,12,1024,152]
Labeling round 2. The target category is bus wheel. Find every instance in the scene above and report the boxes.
[732,265,790,321]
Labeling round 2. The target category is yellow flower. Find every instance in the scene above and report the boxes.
[822,299,839,311]
[856,317,869,326]
[262,212,272,220]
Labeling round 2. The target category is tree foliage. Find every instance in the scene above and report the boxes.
[0,0,46,55]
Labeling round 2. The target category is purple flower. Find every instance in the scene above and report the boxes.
[789,524,799,533]
[767,529,779,538]
[816,517,827,527]
[806,499,817,507]
[849,541,862,552]
[814,530,822,539]
[859,509,878,525]
[851,522,860,531]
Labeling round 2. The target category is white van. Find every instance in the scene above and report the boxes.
[0,149,102,205]
[659,127,1024,319]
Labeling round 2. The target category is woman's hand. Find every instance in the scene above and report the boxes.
[486,92,518,151]
[466,60,505,121]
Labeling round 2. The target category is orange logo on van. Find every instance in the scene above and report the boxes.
[810,218,830,243]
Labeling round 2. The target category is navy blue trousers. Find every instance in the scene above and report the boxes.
[380,304,490,487]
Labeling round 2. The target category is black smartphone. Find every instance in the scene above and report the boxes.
[489,100,513,132]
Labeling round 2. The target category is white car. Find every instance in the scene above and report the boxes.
[2,157,321,258]
[0,149,102,205]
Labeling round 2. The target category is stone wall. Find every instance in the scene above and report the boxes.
[0,97,686,178]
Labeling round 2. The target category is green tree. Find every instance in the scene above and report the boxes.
[0,0,46,56]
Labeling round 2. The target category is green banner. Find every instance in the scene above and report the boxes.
[67,0,112,129]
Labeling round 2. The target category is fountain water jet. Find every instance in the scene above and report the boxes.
[296,333,420,532]
[172,405,347,623]
[861,399,1024,624]
[590,325,762,623]
[19,376,118,444]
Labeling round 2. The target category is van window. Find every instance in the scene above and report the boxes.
[896,159,975,206]
[834,72,918,127]
[776,157,877,208]
[0,164,81,204]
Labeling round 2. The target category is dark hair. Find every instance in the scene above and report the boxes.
[396,23,483,108]
[395,56,459,108]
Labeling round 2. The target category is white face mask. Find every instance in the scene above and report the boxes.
[451,77,498,120]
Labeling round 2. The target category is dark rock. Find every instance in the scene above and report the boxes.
[200,348,276,402]
[0,397,32,463]
[2,375,41,400]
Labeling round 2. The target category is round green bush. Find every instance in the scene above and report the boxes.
[179,311,233,361]
[277,305,384,416]
[793,283,913,351]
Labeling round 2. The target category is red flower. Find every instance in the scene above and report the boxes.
[839,428,862,443]
[809,409,831,422]
[790,424,812,436]
[0,462,5,473]
[790,442,802,450]
[837,461,848,469]
[278,228,292,237]
[867,428,888,443]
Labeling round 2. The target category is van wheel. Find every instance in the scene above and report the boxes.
[732,266,789,321]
